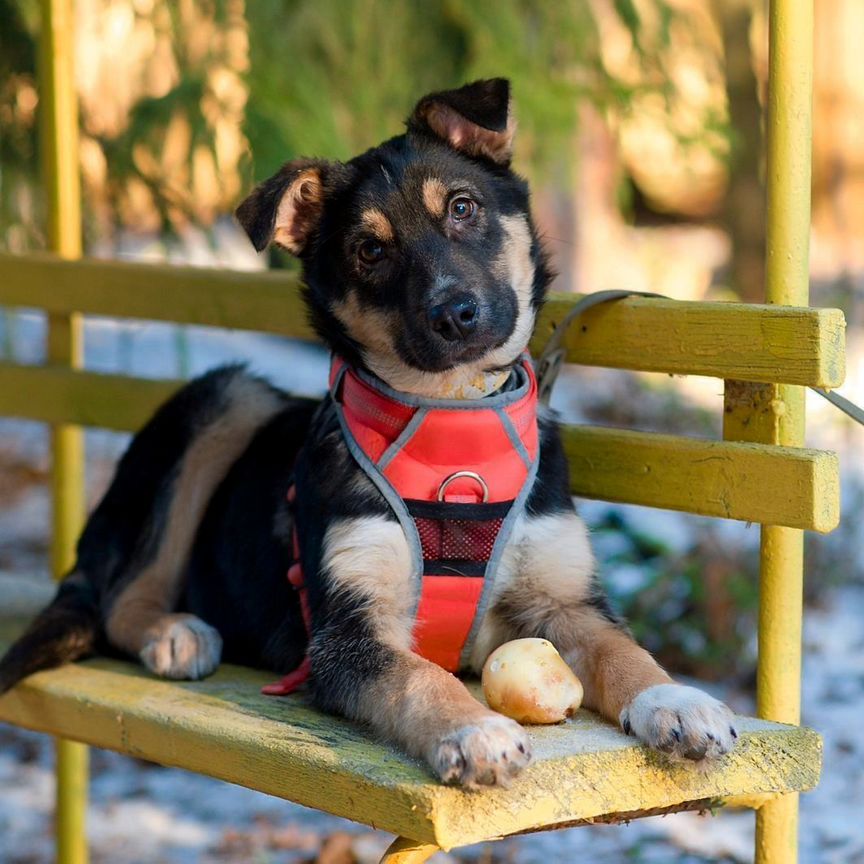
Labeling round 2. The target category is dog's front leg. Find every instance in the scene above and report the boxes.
[306,516,531,787]
[560,611,737,761]
[488,511,738,761]
[312,635,531,787]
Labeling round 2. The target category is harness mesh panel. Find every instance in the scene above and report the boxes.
[406,499,513,577]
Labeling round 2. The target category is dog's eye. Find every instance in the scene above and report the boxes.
[449,196,477,223]
[357,239,386,264]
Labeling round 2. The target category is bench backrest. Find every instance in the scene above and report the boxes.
[0,251,844,533]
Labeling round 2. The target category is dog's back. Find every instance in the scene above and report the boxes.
[0,365,316,691]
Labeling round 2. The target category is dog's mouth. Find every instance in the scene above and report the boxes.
[395,324,511,373]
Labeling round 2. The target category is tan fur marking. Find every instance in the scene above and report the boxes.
[331,291,398,360]
[106,377,284,656]
[468,511,671,723]
[273,168,324,253]
[467,512,595,670]
[321,517,414,650]
[356,652,493,756]
[561,615,673,723]
[423,104,516,165]
[360,208,394,242]
[422,177,447,218]
[351,649,532,786]
[490,214,535,348]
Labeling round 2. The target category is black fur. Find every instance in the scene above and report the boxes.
[82,365,256,606]
[411,78,511,135]
[183,398,319,672]
[0,367,316,690]
[0,574,99,694]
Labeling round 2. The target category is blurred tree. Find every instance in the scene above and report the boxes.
[0,0,709,246]
[242,0,628,184]
[713,0,765,302]
[0,0,41,250]
[79,0,250,242]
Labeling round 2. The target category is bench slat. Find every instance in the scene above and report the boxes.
[0,363,180,432]
[563,425,840,533]
[0,652,822,850]
[0,253,845,386]
[0,364,840,531]
[534,293,845,388]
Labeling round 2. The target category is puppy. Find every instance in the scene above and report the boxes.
[0,79,737,787]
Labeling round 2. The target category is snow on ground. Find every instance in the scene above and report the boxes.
[1,315,862,862]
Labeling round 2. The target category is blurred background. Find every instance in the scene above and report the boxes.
[1,1,863,862]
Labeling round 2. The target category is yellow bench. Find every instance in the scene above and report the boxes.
[0,252,842,862]
[0,1,833,862]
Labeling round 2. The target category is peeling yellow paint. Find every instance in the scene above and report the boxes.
[0,653,823,851]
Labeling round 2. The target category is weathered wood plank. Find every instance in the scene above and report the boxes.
[533,293,846,388]
[0,252,315,341]
[563,425,841,533]
[0,654,822,850]
[0,253,845,386]
[0,364,179,432]
[0,364,840,530]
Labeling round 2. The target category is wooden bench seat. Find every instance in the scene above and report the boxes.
[0,628,821,851]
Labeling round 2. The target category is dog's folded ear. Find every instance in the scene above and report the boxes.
[235,159,332,254]
[409,78,515,166]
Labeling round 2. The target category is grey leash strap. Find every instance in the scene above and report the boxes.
[536,290,864,428]
[536,290,666,405]
[813,387,864,426]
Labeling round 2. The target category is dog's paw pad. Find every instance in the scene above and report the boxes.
[620,684,738,762]
[431,714,532,788]
[140,616,222,680]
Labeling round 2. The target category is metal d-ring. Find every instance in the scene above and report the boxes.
[437,470,489,502]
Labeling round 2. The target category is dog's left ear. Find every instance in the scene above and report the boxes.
[235,159,333,254]
[409,78,515,166]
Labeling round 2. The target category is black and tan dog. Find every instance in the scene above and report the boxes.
[0,79,737,787]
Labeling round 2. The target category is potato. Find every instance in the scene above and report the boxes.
[481,638,584,724]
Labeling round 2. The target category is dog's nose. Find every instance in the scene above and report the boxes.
[428,295,478,341]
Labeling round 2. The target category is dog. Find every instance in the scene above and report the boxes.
[0,79,737,787]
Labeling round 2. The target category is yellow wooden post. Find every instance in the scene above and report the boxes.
[40,1,89,862]
[379,837,439,864]
[722,1,813,863]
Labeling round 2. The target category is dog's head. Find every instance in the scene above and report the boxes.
[236,78,552,398]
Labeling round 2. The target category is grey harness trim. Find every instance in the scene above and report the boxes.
[330,364,427,615]
[457,453,539,669]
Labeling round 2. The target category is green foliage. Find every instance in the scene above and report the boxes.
[243,0,650,184]
[0,0,707,239]
[594,509,759,682]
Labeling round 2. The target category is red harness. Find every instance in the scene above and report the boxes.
[263,355,539,695]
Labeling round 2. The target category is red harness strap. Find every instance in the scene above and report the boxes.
[263,356,538,695]
[261,485,313,695]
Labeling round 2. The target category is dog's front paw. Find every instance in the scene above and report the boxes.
[620,684,738,762]
[431,714,532,788]
[139,615,222,680]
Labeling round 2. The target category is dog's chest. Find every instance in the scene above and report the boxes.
[303,358,541,672]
